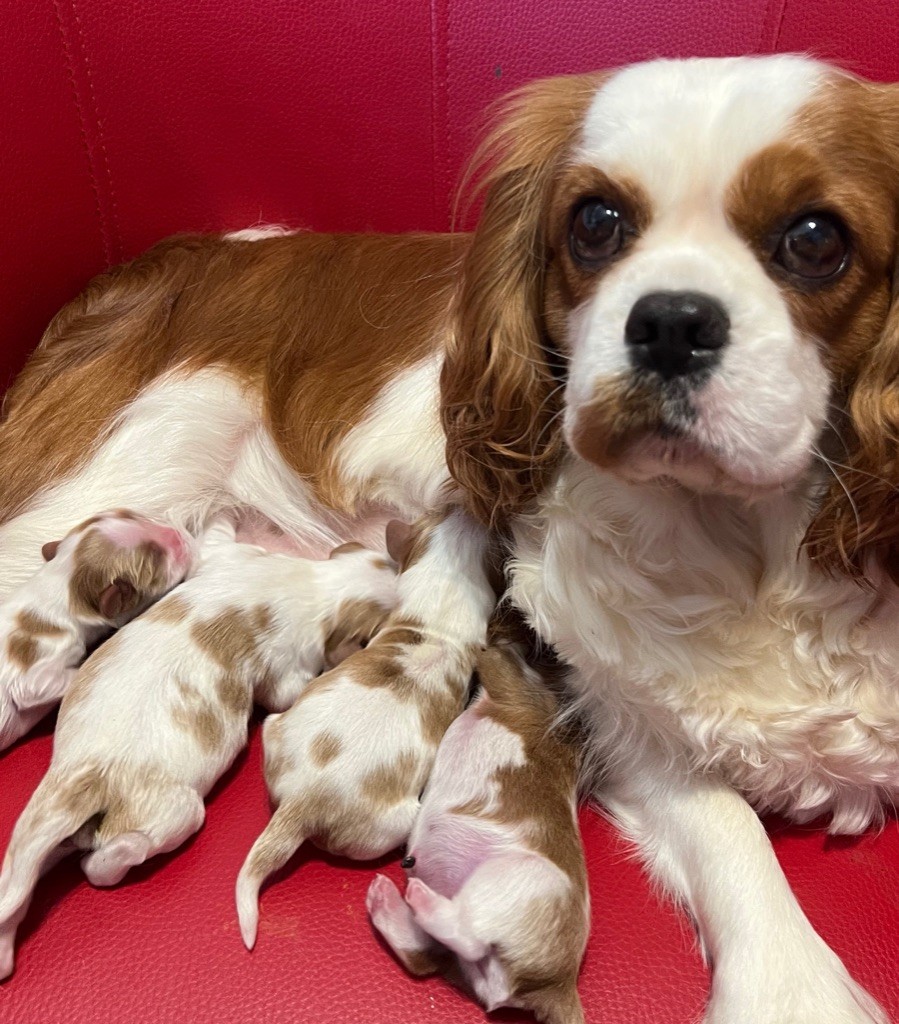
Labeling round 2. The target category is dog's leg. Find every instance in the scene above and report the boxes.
[602,742,889,1024]
[378,506,494,718]
[82,788,205,887]
[366,874,443,976]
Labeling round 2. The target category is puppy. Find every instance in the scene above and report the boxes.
[234,518,475,950]
[0,523,397,979]
[0,510,193,750]
[367,644,588,1024]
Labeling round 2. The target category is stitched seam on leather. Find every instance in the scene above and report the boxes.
[429,0,438,227]
[432,0,449,229]
[758,0,789,52]
[50,0,110,266]
[770,0,790,51]
[67,0,123,264]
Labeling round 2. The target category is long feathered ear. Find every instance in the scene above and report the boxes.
[441,73,603,527]
[805,285,899,581]
[804,83,899,582]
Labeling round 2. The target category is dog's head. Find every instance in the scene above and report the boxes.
[442,56,899,580]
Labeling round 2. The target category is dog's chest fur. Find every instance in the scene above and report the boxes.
[510,459,899,834]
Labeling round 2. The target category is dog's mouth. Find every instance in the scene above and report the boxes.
[616,431,728,486]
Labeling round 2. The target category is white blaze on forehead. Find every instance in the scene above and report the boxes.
[576,56,827,210]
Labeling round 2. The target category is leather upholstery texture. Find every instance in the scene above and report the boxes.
[1,2,898,1021]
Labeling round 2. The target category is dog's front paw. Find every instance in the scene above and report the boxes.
[704,963,888,1024]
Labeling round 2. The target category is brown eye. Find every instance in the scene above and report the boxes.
[774,212,848,280]
[570,199,624,267]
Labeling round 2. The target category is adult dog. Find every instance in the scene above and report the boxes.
[1,55,897,1022]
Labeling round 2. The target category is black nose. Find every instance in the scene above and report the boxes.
[625,291,729,380]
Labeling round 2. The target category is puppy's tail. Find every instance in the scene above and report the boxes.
[0,768,106,979]
[235,802,306,951]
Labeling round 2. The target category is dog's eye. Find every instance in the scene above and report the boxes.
[774,212,848,280]
[570,199,624,267]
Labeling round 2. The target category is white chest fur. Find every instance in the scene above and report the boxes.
[509,459,899,833]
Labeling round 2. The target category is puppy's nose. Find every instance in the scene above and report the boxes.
[625,291,729,379]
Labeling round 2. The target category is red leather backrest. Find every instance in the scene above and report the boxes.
[3,0,899,389]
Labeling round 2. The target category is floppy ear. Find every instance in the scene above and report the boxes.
[41,540,60,561]
[98,577,138,620]
[804,83,899,582]
[384,520,414,566]
[805,288,899,581]
[441,73,602,527]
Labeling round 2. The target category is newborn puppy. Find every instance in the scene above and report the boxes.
[0,523,397,979]
[367,644,589,1024]
[0,510,193,750]
[234,519,477,950]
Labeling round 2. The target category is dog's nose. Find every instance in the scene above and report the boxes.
[625,291,729,379]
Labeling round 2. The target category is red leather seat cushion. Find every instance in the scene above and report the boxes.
[2,1,899,1020]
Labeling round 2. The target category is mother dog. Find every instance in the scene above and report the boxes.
[1,56,897,1022]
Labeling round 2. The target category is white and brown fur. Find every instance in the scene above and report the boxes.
[1,55,899,1022]
[367,641,588,1024]
[0,510,193,750]
[0,520,397,978]
[235,515,490,950]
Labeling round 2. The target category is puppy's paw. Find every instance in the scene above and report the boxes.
[81,831,152,887]
[366,873,404,920]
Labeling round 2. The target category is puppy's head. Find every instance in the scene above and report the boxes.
[443,56,899,580]
[43,510,194,623]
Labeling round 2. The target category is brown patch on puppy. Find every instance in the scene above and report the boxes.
[17,611,66,637]
[419,681,469,746]
[58,766,107,817]
[216,672,252,718]
[360,752,419,808]
[376,624,424,647]
[446,644,587,1014]
[144,593,191,625]
[323,599,390,669]
[7,633,38,670]
[454,646,584,883]
[309,732,343,767]
[568,375,665,469]
[191,605,272,672]
[172,677,226,753]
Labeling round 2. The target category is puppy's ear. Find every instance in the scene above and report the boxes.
[328,541,365,559]
[384,520,414,566]
[804,83,899,582]
[441,73,602,527]
[98,577,137,620]
[41,540,60,561]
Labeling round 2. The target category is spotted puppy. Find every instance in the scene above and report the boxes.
[367,643,589,1024]
[0,522,397,979]
[0,510,193,751]
[235,515,488,950]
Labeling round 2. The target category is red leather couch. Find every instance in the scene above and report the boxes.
[2,3,898,1021]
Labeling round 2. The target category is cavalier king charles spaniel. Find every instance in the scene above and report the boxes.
[1,54,897,1022]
